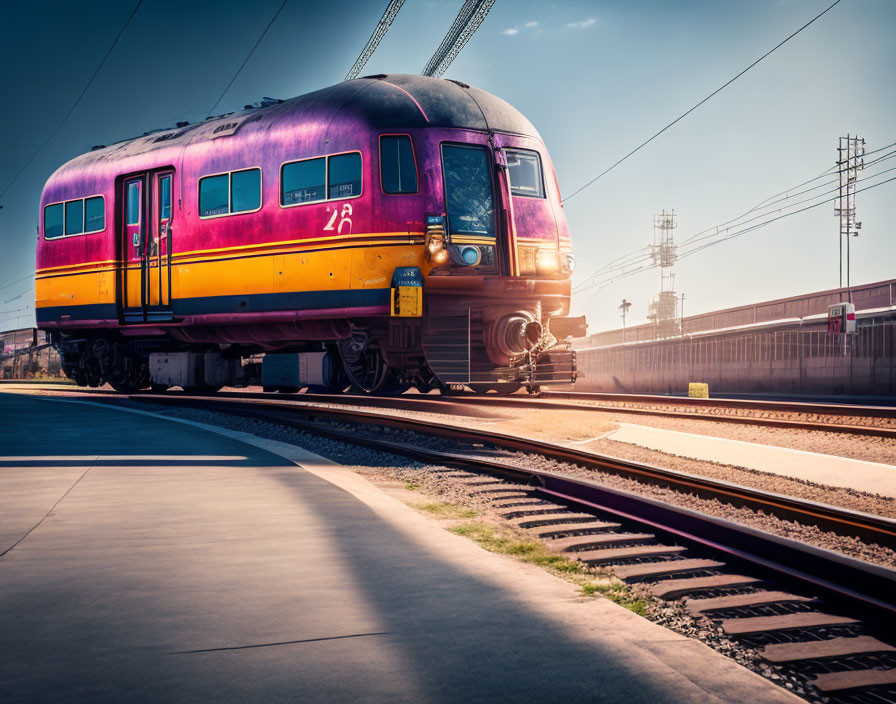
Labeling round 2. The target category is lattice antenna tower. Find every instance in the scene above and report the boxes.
[835,135,865,289]
[422,0,495,77]
[647,210,680,338]
[344,0,406,81]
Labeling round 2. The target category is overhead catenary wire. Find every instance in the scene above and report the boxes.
[573,144,896,289]
[0,274,35,293]
[421,0,496,77]
[344,0,406,81]
[207,0,289,117]
[576,172,896,297]
[0,0,143,203]
[561,0,844,204]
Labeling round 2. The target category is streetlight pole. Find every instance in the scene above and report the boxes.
[619,298,632,343]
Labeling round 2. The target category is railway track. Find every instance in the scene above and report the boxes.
[19,381,896,439]
[114,392,896,702]
[13,385,889,701]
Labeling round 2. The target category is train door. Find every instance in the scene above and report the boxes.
[147,171,173,311]
[120,170,174,323]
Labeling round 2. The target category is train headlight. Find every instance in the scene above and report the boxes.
[425,233,449,266]
[535,249,560,275]
[565,253,576,272]
[460,245,481,266]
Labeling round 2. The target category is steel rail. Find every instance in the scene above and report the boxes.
[123,393,896,629]
[11,382,896,437]
[127,393,896,548]
[545,390,896,419]
[149,388,896,439]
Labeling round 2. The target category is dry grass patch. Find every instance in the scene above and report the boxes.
[415,502,479,519]
[449,521,584,574]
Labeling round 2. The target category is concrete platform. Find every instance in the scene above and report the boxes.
[608,422,896,498]
[0,392,799,703]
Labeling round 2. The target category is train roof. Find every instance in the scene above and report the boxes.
[48,75,541,181]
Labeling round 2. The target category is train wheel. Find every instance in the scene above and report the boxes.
[107,344,150,393]
[472,383,522,395]
[337,341,392,394]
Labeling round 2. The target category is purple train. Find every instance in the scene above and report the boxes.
[36,74,584,394]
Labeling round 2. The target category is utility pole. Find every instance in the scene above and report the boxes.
[835,135,864,294]
[680,293,685,333]
[646,210,679,338]
[619,298,632,342]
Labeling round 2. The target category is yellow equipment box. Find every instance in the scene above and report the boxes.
[688,382,709,398]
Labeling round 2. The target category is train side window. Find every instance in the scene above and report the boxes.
[44,203,64,239]
[84,196,105,232]
[380,135,418,194]
[231,168,261,213]
[506,149,545,198]
[160,176,171,220]
[127,182,141,225]
[327,152,362,199]
[281,158,325,205]
[65,199,84,235]
[199,174,229,217]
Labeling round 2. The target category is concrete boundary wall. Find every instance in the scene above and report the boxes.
[575,322,896,396]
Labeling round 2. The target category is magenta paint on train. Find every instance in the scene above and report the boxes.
[37,76,565,272]
[35,75,580,394]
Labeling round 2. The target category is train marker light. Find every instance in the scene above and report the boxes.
[425,214,449,266]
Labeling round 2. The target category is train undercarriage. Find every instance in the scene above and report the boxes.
[52,281,582,396]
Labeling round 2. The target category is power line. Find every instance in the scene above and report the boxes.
[573,145,896,290]
[0,1,143,203]
[4,286,35,305]
[577,172,896,296]
[680,150,896,247]
[561,0,844,204]
[422,0,496,77]
[207,0,289,117]
[679,161,896,252]
[0,274,34,293]
[678,175,896,260]
[344,0,406,81]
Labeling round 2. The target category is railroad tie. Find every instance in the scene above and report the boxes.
[719,612,859,636]
[810,669,896,695]
[505,512,598,529]
[533,521,623,539]
[761,636,896,664]
[685,591,814,616]
[498,506,589,520]
[491,498,555,509]
[613,559,726,581]
[548,533,655,553]
[573,544,686,566]
[649,574,761,600]
[473,489,535,499]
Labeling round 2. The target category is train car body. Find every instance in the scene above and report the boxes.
[36,74,584,393]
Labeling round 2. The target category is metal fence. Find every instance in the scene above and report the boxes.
[576,322,896,397]
[0,329,63,380]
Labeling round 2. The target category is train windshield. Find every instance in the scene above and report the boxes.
[441,144,495,238]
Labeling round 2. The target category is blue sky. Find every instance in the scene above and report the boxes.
[1,0,894,332]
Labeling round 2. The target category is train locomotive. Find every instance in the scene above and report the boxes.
[35,74,585,394]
